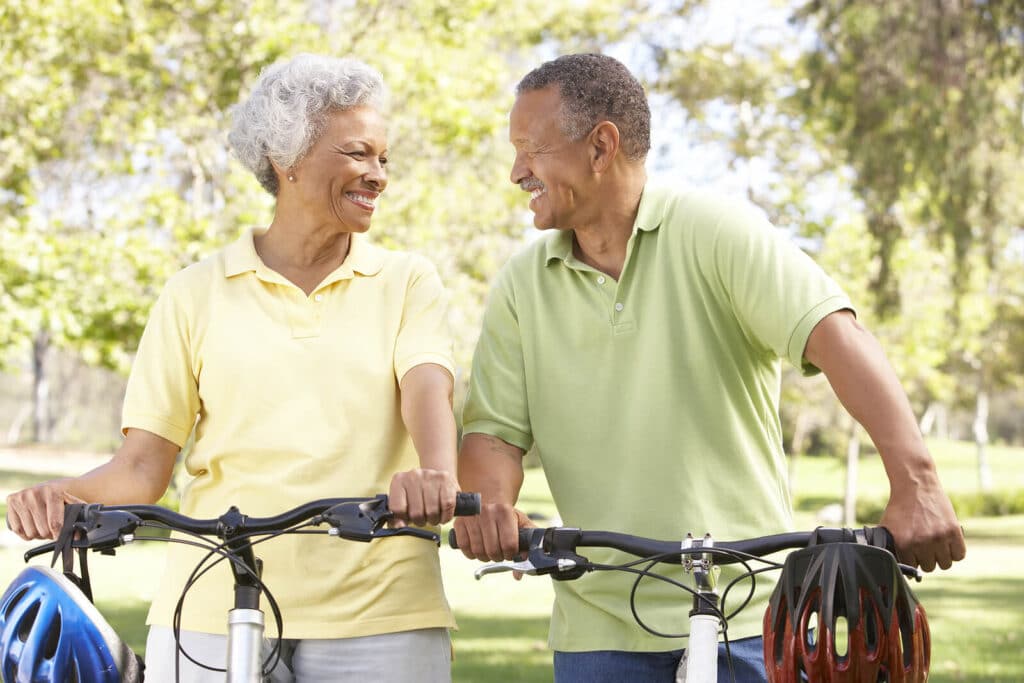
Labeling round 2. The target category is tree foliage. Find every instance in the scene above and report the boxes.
[793,0,1024,315]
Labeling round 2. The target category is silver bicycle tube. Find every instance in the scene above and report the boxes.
[226,607,265,683]
[679,534,720,683]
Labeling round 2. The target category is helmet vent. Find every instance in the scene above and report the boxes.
[804,609,818,652]
[834,616,849,658]
[864,601,880,654]
[16,602,40,642]
[2,586,29,619]
[772,598,787,665]
[43,610,62,659]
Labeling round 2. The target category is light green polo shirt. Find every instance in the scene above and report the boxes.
[463,185,852,650]
[123,228,456,638]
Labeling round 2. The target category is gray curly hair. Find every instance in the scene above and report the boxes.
[228,53,388,196]
[517,53,650,162]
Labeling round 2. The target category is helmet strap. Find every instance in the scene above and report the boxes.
[49,503,94,603]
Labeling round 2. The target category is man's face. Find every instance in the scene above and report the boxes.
[292,105,388,234]
[508,86,592,230]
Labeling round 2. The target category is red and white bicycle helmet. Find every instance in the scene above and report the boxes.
[0,566,142,683]
[763,541,929,682]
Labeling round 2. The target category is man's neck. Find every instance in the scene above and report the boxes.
[570,172,645,281]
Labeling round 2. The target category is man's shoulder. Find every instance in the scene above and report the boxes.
[494,232,562,279]
[649,184,763,229]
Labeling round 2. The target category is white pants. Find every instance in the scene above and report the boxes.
[144,626,452,682]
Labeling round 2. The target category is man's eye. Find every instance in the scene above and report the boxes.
[379,157,389,166]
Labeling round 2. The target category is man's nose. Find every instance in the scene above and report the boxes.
[510,152,530,185]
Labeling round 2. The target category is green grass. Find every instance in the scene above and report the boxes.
[1,439,1020,681]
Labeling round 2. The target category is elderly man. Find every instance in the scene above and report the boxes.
[453,53,965,682]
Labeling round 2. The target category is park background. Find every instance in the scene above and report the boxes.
[0,0,1021,680]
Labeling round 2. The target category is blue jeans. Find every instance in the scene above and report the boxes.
[553,636,766,683]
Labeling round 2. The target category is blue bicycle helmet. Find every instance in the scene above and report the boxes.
[0,566,142,683]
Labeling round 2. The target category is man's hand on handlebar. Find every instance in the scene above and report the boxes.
[453,503,534,563]
[5,479,84,541]
[880,476,966,572]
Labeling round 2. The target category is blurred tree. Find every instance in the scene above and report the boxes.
[643,0,1024,492]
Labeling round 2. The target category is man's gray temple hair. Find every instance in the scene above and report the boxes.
[516,53,651,162]
[228,53,388,196]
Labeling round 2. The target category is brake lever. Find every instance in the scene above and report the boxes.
[369,527,440,545]
[473,560,540,579]
[319,496,390,541]
[899,563,924,582]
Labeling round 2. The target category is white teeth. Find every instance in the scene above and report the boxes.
[346,192,376,206]
[530,188,545,200]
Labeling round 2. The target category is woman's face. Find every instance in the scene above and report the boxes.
[290,106,388,233]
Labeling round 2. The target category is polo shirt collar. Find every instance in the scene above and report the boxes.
[544,184,664,265]
[225,228,384,282]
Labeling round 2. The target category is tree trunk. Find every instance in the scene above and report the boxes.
[973,388,993,492]
[31,327,52,443]
[788,410,811,500]
[844,421,860,527]
[6,402,31,444]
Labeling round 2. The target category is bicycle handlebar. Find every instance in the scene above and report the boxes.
[447,524,916,581]
[448,524,894,560]
[26,492,481,562]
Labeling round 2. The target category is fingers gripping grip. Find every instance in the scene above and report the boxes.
[447,526,533,550]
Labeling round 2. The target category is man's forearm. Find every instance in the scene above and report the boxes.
[805,311,935,483]
[458,433,525,505]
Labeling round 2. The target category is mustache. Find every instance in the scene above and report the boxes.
[519,180,545,192]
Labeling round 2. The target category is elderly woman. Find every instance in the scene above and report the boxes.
[6,54,459,681]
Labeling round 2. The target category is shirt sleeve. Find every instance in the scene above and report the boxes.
[121,276,201,447]
[707,200,854,375]
[461,266,533,451]
[393,256,455,382]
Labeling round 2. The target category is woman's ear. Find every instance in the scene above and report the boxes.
[270,159,296,184]
[589,121,621,173]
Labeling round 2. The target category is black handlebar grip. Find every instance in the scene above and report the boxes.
[447,526,538,550]
[453,492,481,517]
[869,525,898,554]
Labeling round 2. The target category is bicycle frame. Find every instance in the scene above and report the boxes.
[25,493,480,683]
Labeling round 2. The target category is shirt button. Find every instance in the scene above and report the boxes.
[597,276,606,285]
[314,294,324,302]
[614,302,624,311]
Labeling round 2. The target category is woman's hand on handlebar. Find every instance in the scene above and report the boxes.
[388,468,460,527]
[453,503,534,563]
[5,479,84,541]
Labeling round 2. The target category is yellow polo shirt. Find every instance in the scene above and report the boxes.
[123,228,456,638]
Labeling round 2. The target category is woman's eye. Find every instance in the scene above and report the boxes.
[379,157,389,166]
[345,151,365,159]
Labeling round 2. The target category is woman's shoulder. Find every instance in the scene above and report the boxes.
[157,243,235,303]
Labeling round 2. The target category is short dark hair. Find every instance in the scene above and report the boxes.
[517,53,651,162]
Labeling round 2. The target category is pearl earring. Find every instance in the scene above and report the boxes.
[287,174,295,182]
